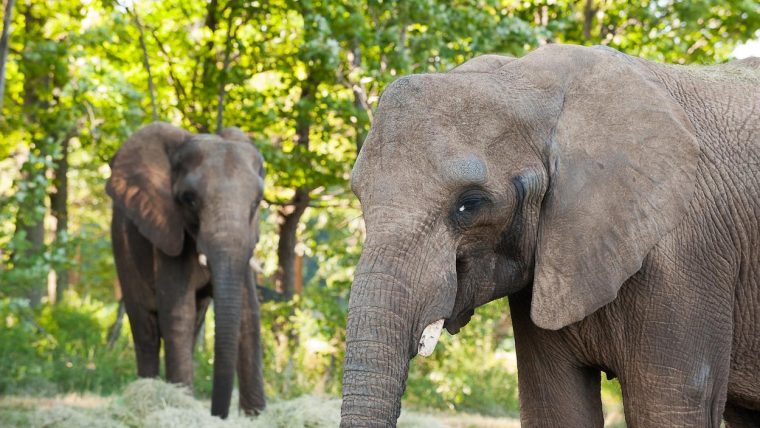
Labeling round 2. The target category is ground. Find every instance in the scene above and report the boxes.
[0,378,627,427]
[0,379,525,428]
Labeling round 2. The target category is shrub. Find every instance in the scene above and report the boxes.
[0,295,135,396]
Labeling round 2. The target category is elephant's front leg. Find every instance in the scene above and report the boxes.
[156,253,198,388]
[509,291,605,427]
[237,277,266,414]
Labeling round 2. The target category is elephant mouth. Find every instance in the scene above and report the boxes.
[445,270,477,335]
[444,308,475,334]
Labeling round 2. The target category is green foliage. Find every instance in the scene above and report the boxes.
[0,295,135,396]
[258,297,346,398]
[406,301,520,416]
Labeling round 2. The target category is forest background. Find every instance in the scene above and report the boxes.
[0,0,758,421]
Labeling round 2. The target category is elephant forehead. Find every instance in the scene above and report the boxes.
[188,140,258,169]
[352,73,521,198]
[381,72,505,110]
[437,153,487,185]
[372,76,513,151]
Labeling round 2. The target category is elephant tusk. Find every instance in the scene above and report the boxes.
[198,253,208,267]
[249,257,263,274]
[418,319,445,357]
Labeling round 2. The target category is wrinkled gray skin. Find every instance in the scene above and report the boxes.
[341,45,760,427]
[107,123,266,418]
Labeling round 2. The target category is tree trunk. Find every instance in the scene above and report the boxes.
[14,3,48,306]
[16,209,45,305]
[294,253,303,295]
[274,76,315,298]
[50,133,69,303]
[275,187,310,298]
[583,0,597,41]
[0,0,16,112]
[348,42,370,153]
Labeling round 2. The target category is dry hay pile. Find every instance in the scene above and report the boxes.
[28,379,447,428]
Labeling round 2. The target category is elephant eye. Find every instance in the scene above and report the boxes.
[179,191,199,210]
[458,199,480,213]
[452,189,490,228]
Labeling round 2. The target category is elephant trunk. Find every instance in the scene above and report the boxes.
[340,245,456,427]
[205,235,250,419]
[341,272,412,427]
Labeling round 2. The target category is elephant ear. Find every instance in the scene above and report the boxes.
[106,122,192,257]
[525,46,700,330]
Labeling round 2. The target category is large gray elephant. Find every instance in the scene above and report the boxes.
[341,45,760,427]
[107,122,266,418]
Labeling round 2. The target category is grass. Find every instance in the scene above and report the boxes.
[0,379,630,427]
[0,378,522,428]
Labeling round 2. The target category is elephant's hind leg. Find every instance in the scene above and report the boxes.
[237,280,266,415]
[724,402,760,428]
[194,286,212,345]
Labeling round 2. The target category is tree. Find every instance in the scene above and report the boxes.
[0,0,16,111]
[1,0,145,303]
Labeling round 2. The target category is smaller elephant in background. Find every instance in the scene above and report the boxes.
[106,122,266,418]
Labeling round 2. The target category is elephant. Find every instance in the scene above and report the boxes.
[106,122,266,418]
[340,44,760,427]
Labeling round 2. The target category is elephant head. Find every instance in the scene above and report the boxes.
[106,122,265,418]
[341,45,699,426]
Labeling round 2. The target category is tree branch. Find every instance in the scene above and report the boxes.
[583,0,598,41]
[264,195,354,209]
[150,28,204,131]
[126,4,158,121]
[215,7,238,134]
[345,43,371,153]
